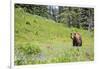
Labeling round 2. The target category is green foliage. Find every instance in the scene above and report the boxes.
[17,43,41,55]
[15,4,49,18]
[15,4,94,30]
[15,43,41,65]
[58,7,94,29]
[15,8,94,65]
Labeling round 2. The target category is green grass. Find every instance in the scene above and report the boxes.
[14,8,94,65]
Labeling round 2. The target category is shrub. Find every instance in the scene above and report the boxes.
[15,43,42,65]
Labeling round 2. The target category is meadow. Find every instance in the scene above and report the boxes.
[14,8,94,65]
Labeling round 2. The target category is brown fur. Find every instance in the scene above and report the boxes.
[70,32,82,46]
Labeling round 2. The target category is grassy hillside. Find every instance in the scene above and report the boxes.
[14,8,94,65]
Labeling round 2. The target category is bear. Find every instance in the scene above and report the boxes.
[70,32,82,47]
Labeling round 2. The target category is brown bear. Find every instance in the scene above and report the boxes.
[70,32,82,46]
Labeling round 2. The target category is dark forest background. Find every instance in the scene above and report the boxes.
[15,4,94,31]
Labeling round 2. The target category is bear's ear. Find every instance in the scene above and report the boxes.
[74,33,76,35]
[70,33,72,35]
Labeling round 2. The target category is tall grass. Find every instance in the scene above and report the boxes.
[14,8,94,65]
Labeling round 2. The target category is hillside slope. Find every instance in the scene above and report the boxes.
[15,8,94,65]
